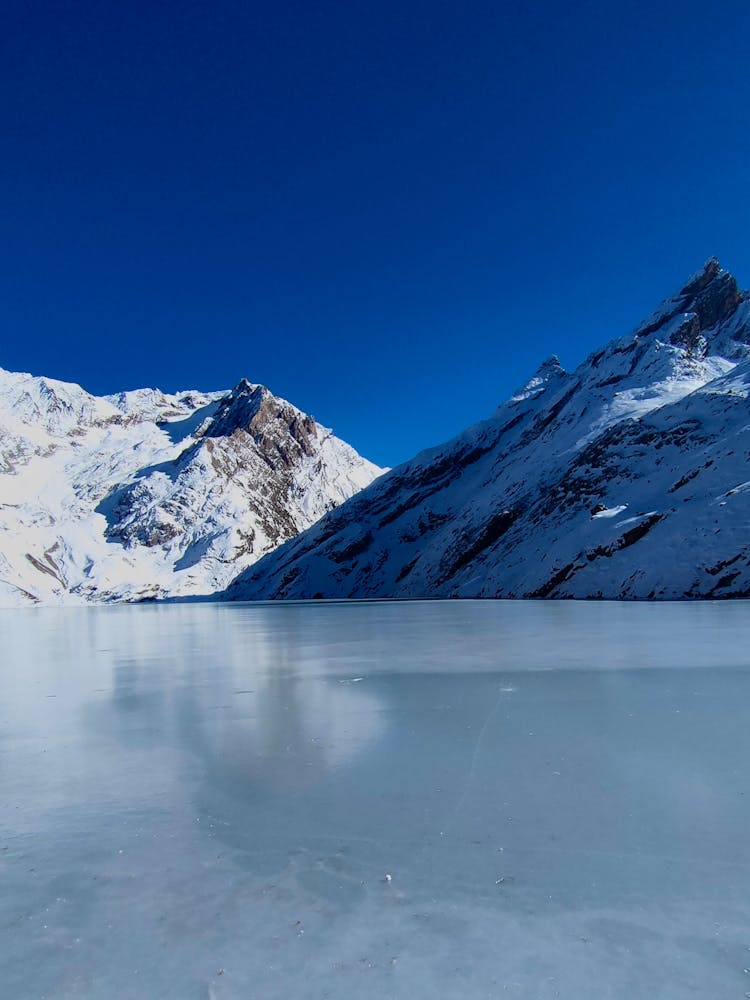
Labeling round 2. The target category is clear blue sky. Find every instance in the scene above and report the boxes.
[3,0,750,466]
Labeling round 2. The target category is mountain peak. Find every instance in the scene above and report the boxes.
[0,365,382,605]
[509,354,568,405]
[229,256,750,604]
[204,380,266,438]
[677,256,721,298]
[202,379,319,463]
[536,355,564,374]
[636,258,742,346]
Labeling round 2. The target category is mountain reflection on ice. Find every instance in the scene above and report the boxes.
[2,599,750,999]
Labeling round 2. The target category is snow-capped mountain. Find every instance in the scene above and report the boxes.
[228,258,750,601]
[0,371,382,605]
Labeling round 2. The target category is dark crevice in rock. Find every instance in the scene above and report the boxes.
[395,556,420,582]
[669,467,701,493]
[527,560,581,599]
[586,513,665,561]
[439,510,517,582]
[329,531,374,564]
[705,551,744,576]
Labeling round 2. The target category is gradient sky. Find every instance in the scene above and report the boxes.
[3,1,750,466]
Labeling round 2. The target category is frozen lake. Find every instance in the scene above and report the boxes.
[2,599,750,999]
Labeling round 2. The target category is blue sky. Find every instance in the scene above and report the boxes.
[3,0,750,466]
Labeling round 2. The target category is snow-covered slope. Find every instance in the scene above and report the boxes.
[0,372,382,605]
[228,258,750,601]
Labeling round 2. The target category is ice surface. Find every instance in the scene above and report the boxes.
[2,599,750,998]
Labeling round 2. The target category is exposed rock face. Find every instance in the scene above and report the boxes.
[0,371,382,605]
[227,259,750,602]
[205,380,319,463]
[635,257,745,350]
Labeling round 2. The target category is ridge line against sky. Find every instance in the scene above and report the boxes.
[3,0,750,466]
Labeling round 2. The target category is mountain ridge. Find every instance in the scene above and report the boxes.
[227,258,750,602]
[0,368,383,605]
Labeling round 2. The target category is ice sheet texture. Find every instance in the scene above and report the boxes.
[2,599,750,998]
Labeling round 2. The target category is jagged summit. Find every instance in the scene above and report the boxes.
[634,257,746,354]
[200,381,321,475]
[228,258,750,602]
[510,354,568,405]
[0,370,382,605]
[538,354,563,370]
[5,257,750,606]
[203,379,265,436]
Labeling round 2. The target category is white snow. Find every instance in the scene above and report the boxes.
[0,368,382,605]
[230,259,750,602]
[591,504,628,519]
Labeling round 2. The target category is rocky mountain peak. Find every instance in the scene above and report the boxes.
[0,367,382,605]
[636,257,743,349]
[228,257,750,604]
[204,379,318,465]
[510,354,568,404]
[204,380,265,436]
[536,355,565,374]
[679,256,721,295]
